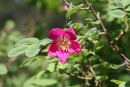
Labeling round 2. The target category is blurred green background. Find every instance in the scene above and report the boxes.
[0,0,65,87]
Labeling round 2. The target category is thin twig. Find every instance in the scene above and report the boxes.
[81,56,87,87]
[115,31,124,41]
[125,18,129,32]
[82,0,130,66]
[110,63,126,69]
[6,56,17,68]
[88,61,99,87]
[113,17,129,41]
[62,0,70,6]
[65,72,92,80]
[62,0,130,65]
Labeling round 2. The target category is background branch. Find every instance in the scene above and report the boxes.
[82,0,130,67]
[65,72,92,80]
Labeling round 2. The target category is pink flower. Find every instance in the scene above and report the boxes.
[48,28,82,64]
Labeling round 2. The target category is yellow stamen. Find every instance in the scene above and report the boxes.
[57,38,71,51]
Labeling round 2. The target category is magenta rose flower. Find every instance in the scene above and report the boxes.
[48,28,82,64]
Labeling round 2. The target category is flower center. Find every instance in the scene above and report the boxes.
[57,38,71,51]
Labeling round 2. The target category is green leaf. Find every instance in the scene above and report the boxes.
[8,45,28,57]
[24,77,57,87]
[125,6,130,11]
[110,79,124,85]
[20,58,37,67]
[108,1,123,9]
[20,56,46,67]
[70,23,83,30]
[0,64,7,75]
[119,81,130,87]
[47,63,56,72]
[33,79,57,86]
[57,62,69,69]
[85,28,97,36]
[122,0,130,7]
[111,10,126,18]
[66,4,84,18]
[90,20,101,25]
[25,44,40,58]
[15,38,39,46]
[40,38,52,46]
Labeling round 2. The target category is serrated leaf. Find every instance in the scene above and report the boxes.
[15,38,39,46]
[0,64,7,75]
[110,79,124,85]
[40,38,52,46]
[108,1,123,9]
[85,28,97,36]
[8,45,28,57]
[25,44,40,58]
[111,10,126,18]
[66,4,84,18]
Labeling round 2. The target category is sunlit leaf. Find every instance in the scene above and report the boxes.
[66,4,84,18]
[119,81,130,87]
[111,79,124,85]
[0,64,7,75]
[57,62,69,69]
[8,45,28,57]
[47,63,55,72]
[15,38,39,46]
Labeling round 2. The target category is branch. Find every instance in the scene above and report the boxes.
[81,56,87,87]
[6,56,17,68]
[82,0,130,67]
[113,17,129,41]
[115,31,124,41]
[65,72,92,80]
[87,61,99,87]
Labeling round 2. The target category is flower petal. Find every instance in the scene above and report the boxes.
[69,40,82,53]
[56,51,70,64]
[49,28,65,41]
[65,28,77,40]
[48,41,58,56]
